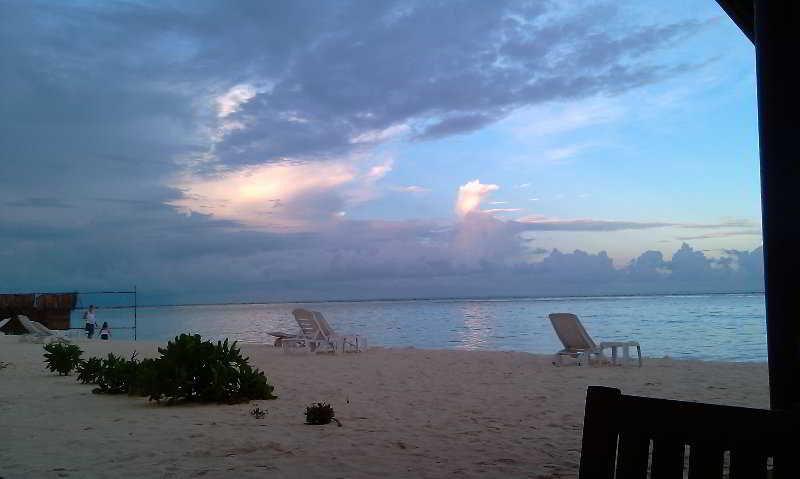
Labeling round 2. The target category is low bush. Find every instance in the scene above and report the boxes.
[43,343,83,376]
[305,402,335,425]
[93,353,141,394]
[76,334,277,405]
[149,334,277,404]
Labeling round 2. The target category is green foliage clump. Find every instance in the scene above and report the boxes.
[76,357,103,384]
[93,353,141,394]
[74,334,277,405]
[43,343,83,376]
[305,402,335,425]
[150,334,277,404]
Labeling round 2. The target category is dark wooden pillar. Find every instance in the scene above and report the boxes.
[754,1,800,410]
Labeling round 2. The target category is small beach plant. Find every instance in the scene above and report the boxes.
[250,407,267,419]
[43,342,83,376]
[305,402,336,425]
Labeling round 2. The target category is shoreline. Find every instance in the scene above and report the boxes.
[0,337,769,478]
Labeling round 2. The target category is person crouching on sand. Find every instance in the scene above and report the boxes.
[84,305,97,339]
[99,322,111,340]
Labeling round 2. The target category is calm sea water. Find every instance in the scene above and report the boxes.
[71,293,767,362]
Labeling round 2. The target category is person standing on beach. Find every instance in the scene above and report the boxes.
[84,305,97,339]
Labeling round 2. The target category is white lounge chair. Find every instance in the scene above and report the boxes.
[312,311,367,353]
[278,308,337,354]
[16,315,70,343]
[548,313,640,367]
[0,317,11,332]
[278,309,367,354]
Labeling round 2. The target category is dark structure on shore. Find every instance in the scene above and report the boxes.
[716,0,799,412]
[0,293,77,333]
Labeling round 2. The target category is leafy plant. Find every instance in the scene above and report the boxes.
[76,357,103,384]
[69,334,277,405]
[43,343,83,376]
[93,352,140,394]
[250,407,267,419]
[305,402,336,425]
[147,334,277,404]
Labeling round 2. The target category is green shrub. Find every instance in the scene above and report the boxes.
[76,357,103,384]
[71,334,276,405]
[305,402,335,425]
[43,343,83,376]
[149,334,277,404]
[93,352,140,394]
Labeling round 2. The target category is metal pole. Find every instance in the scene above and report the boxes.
[754,0,800,410]
[134,285,137,341]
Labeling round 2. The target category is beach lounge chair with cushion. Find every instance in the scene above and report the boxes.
[548,313,640,366]
[312,311,367,353]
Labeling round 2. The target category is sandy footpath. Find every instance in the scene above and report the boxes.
[0,336,768,478]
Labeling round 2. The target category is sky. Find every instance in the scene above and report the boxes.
[0,0,764,304]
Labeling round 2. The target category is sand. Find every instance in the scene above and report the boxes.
[0,336,768,478]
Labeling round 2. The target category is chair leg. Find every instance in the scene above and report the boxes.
[636,345,642,367]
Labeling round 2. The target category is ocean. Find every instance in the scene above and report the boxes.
[71,293,767,362]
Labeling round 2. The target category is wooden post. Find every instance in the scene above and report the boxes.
[133,285,137,341]
[754,1,800,410]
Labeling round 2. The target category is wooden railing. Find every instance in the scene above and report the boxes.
[579,386,797,478]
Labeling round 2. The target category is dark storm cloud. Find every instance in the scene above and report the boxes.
[0,0,708,194]
[215,1,708,166]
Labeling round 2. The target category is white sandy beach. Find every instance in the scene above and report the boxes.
[0,336,768,479]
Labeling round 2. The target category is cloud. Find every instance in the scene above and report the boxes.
[455,180,499,217]
[0,0,742,302]
[676,230,762,241]
[544,145,589,163]
[5,198,74,209]
[392,185,430,194]
[513,217,673,231]
[484,208,523,215]
[216,84,258,118]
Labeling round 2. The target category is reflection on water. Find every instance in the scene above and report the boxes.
[72,293,767,362]
[456,302,492,350]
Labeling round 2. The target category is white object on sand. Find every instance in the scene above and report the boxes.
[16,315,71,344]
[312,310,367,353]
[548,313,640,367]
[281,309,367,354]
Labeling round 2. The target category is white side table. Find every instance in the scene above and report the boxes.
[599,341,642,367]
